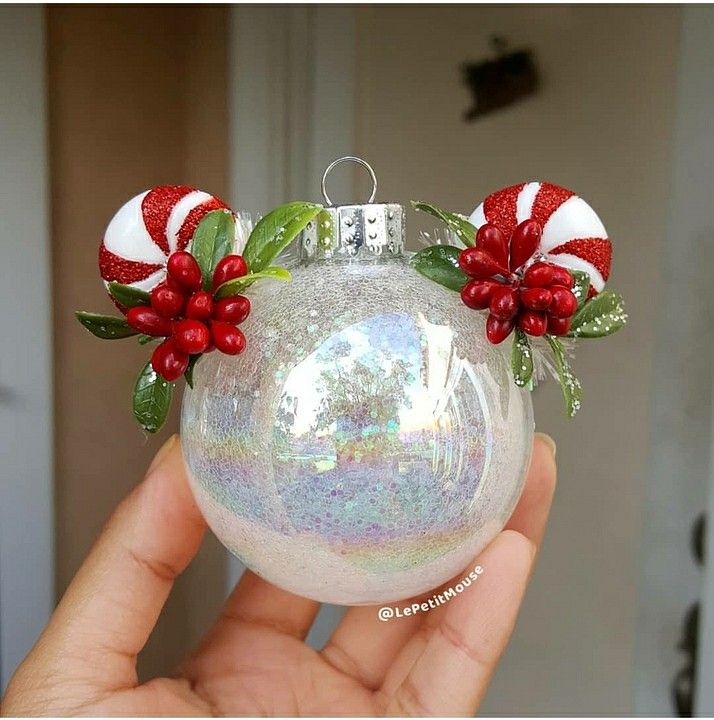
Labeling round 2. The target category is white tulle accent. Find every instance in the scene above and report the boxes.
[530,335,576,386]
[418,228,467,249]
[233,212,253,255]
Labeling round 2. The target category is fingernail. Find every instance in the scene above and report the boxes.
[535,432,556,458]
[147,434,178,474]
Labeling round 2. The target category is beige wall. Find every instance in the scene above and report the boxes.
[48,5,229,679]
[355,5,680,714]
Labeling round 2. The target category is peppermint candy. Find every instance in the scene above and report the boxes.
[469,181,611,293]
[99,185,246,297]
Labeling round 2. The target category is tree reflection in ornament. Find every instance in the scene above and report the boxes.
[314,358,414,463]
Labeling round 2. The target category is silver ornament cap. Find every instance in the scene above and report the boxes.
[301,157,405,261]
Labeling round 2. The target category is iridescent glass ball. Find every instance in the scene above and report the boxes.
[181,256,533,605]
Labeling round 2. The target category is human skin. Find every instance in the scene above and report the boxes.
[2,433,557,717]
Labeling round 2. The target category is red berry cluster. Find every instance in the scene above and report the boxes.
[459,220,578,344]
[126,251,251,381]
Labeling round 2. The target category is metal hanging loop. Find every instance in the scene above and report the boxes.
[321,156,378,206]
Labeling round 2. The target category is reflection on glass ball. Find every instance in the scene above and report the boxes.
[181,257,533,605]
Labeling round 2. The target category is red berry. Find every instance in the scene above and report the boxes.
[213,255,248,289]
[489,287,519,320]
[185,290,213,320]
[550,265,574,288]
[509,219,542,270]
[167,251,202,291]
[549,285,578,318]
[150,283,184,318]
[211,321,246,355]
[460,279,500,309]
[459,247,509,279]
[475,224,508,268]
[486,314,515,344]
[126,306,173,336]
[547,315,572,336]
[164,275,184,293]
[173,319,210,354]
[523,261,555,288]
[520,286,552,311]
[518,310,547,337]
[151,338,189,382]
[214,295,251,324]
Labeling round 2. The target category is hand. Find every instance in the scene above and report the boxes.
[2,433,556,717]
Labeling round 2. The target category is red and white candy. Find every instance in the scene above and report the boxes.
[469,181,612,293]
[99,185,246,298]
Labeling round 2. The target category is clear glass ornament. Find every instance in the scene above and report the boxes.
[181,159,534,605]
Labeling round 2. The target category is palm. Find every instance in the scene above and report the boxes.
[2,436,555,717]
[89,622,376,716]
[77,575,453,717]
[181,624,375,716]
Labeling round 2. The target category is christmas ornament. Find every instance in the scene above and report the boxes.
[75,157,626,606]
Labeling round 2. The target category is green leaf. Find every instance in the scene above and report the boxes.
[411,201,477,247]
[214,266,292,299]
[190,209,236,290]
[567,290,627,338]
[107,282,150,309]
[546,335,582,417]
[75,311,138,339]
[570,270,591,310]
[243,202,322,273]
[410,245,468,292]
[132,362,173,434]
[511,329,534,388]
[184,355,200,389]
[138,334,157,345]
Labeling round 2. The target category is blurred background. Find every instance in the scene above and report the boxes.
[2,3,714,716]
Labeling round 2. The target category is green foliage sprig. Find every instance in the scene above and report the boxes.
[410,201,627,417]
[76,203,321,433]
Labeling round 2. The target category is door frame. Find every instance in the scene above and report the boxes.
[0,5,54,691]
[229,4,357,216]
[226,2,356,590]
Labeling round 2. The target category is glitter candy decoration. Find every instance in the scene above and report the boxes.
[99,185,249,298]
[181,256,534,605]
[469,181,612,293]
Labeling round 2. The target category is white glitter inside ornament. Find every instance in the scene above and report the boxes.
[182,265,534,605]
[181,161,534,605]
